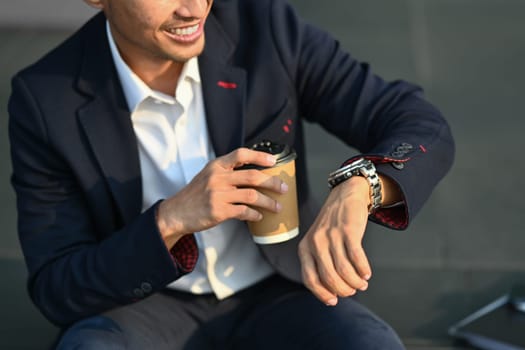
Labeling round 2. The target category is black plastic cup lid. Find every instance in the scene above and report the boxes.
[237,140,296,170]
[251,140,296,166]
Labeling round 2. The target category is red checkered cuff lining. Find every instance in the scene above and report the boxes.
[169,234,198,273]
[371,205,408,230]
[342,155,409,229]
[342,155,410,167]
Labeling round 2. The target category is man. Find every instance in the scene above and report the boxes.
[8,0,454,348]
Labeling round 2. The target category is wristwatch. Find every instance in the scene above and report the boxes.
[327,158,382,213]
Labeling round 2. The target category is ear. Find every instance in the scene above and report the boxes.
[83,0,104,9]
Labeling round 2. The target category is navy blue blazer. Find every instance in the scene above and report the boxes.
[8,0,454,326]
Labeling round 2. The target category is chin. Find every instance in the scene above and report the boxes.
[166,41,205,62]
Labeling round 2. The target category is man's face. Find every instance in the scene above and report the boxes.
[93,0,213,65]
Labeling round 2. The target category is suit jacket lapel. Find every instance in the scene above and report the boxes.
[199,14,247,157]
[76,13,142,224]
[72,11,247,225]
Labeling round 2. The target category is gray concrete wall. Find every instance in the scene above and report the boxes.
[0,0,96,28]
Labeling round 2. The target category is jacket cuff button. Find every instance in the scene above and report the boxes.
[392,162,405,170]
[133,288,145,298]
[141,282,153,294]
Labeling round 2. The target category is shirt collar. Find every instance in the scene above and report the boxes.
[106,21,201,112]
[181,52,201,84]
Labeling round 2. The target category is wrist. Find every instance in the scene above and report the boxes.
[156,200,185,249]
[377,174,403,207]
[328,158,382,213]
[336,176,371,208]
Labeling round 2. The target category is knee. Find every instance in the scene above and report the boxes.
[56,316,126,350]
[328,300,406,350]
[359,321,405,350]
[341,313,405,350]
[325,318,405,350]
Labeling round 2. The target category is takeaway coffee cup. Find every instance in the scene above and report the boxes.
[243,141,299,244]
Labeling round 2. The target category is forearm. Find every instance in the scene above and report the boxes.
[26,203,186,326]
[379,174,403,207]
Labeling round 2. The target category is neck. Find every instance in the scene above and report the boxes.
[127,60,183,96]
[109,24,184,95]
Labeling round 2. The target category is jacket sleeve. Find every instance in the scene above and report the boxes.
[270,0,455,229]
[8,75,198,326]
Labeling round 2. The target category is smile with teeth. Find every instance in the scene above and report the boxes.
[167,24,199,36]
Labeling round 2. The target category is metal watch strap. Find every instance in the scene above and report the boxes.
[327,158,382,213]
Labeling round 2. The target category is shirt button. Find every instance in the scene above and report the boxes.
[392,162,405,170]
[141,282,153,294]
[133,288,145,298]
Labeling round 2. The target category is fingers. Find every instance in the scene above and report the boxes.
[217,148,277,169]
[342,199,372,281]
[203,185,283,225]
[298,191,373,305]
[212,148,288,195]
[227,204,264,222]
[299,248,339,306]
[345,239,372,281]
[331,240,369,291]
[230,188,282,214]
[299,232,367,306]
[233,169,288,194]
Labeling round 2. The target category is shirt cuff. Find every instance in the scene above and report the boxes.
[169,234,199,273]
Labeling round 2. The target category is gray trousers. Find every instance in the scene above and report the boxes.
[56,275,405,350]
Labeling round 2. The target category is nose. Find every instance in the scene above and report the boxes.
[174,0,209,19]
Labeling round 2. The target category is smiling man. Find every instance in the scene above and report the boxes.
[96,0,211,94]
[8,0,454,349]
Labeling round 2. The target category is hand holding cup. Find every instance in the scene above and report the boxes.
[239,141,300,244]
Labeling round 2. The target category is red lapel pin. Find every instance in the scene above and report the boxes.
[217,81,237,89]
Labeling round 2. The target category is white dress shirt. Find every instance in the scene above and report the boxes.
[106,23,274,299]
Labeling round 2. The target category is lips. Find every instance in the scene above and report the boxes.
[163,22,204,43]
